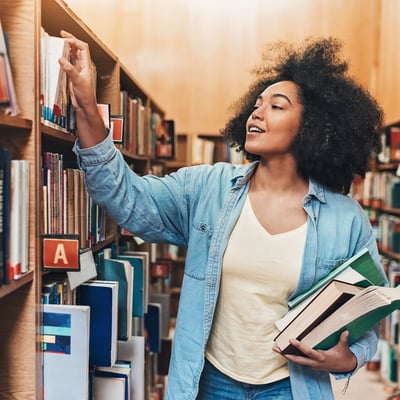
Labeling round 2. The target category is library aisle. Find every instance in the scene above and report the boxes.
[331,367,394,399]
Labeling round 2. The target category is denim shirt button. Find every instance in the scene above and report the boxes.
[200,224,207,231]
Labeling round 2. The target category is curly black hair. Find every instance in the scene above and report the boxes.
[221,37,384,194]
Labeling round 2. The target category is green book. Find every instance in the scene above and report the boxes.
[288,248,384,309]
[278,284,400,355]
[274,280,364,354]
[304,285,400,352]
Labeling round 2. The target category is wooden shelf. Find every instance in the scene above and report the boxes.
[0,114,32,130]
[0,0,168,397]
[0,270,34,300]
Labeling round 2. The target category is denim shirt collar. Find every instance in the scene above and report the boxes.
[231,160,327,205]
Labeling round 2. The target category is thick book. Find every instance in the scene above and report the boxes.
[94,362,130,400]
[117,336,145,400]
[77,280,118,367]
[8,160,30,280]
[119,252,148,318]
[275,282,400,355]
[93,375,127,400]
[144,303,162,353]
[287,247,384,309]
[41,32,69,130]
[102,255,134,340]
[42,304,90,400]
[274,279,363,354]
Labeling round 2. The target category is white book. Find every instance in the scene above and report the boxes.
[9,160,29,279]
[42,304,90,400]
[94,376,126,400]
[117,337,145,400]
[42,34,69,129]
[67,249,97,290]
[19,160,29,274]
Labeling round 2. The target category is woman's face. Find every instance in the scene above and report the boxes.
[245,80,304,158]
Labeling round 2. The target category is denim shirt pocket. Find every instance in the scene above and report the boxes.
[314,255,347,282]
[184,219,214,280]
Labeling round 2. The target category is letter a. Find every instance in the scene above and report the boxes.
[53,244,69,264]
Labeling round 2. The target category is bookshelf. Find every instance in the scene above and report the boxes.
[351,120,400,393]
[0,0,169,398]
[165,131,243,174]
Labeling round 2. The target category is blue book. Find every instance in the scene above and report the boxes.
[77,280,118,367]
[144,303,161,353]
[102,257,133,340]
[118,254,146,318]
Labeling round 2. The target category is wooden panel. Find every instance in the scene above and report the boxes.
[66,0,380,134]
[375,0,400,124]
[0,284,36,399]
[0,1,40,398]
[0,1,37,120]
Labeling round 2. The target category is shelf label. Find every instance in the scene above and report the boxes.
[42,235,80,271]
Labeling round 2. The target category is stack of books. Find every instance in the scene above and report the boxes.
[274,248,400,355]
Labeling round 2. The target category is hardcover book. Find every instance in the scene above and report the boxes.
[102,254,134,340]
[287,247,384,309]
[275,281,400,355]
[77,280,118,367]
[94,362,130,400]
[42,304,90,400]
[117,336,145,400]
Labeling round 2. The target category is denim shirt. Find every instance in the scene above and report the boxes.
[74,133,387,400]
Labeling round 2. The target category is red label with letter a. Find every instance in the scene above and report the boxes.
[42,236,80,271]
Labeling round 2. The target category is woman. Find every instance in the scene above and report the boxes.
[59,32,387,399]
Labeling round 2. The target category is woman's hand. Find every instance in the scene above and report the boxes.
[273,330,357,373]
[58,30,106,148]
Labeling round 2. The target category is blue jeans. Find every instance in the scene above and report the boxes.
[197,359,293,400]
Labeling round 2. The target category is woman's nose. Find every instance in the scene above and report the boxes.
[251,107,262,120]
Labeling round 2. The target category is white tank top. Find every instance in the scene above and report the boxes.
[205,195,306,384]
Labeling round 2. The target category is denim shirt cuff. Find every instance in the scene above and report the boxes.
[72,129,115,170]
[333,341,365,378]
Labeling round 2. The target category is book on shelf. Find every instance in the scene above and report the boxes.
[42,304,90,400]
[42,274,73,305]
[390,126,400,162]
[77,280,118,367]
[0,148,11,286]
[8,159,29,280]
[0,18,19,116]
[117,336,145,400]
[0,53,8,105]
[41,31,70,131]
[119,251,150,318]
[66,248,98,291]
[156,119,175,159]
[275,283,400,356]
[94,361,131,400]
[150,292,171,338]
[101,249,134,340]
[144,302,162,353]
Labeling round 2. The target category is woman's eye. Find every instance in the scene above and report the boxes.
[272,104,283,110]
